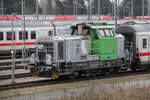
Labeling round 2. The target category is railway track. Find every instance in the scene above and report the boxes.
[0,65,24,71]
[0,59,23,66]
[0,70,149,91]
[0,55,21,60]
[0,73,31,80]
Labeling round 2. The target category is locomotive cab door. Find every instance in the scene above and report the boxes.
[139,35,149,63]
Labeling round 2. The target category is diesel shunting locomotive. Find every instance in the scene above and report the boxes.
[27,23,150,78]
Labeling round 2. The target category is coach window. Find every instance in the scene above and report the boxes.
[143,38,147,49]
[19,31,28,40]
[0,32,3,40]
[31,31,36,39]
[19,31,23,40]
[7,31,15,40]
[24,31,28,39]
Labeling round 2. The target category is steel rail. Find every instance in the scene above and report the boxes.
[0,71,149,91]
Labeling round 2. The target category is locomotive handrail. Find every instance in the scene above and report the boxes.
[130,42,134,64]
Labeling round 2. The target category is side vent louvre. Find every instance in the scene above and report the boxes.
[58,42,64,60]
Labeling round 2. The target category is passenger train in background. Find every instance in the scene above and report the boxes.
[0,20,149,56]
[0,21,72,55]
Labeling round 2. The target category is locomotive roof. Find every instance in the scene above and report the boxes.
[0,21,53,28]
[90,25,115,29]
[116,24,150,34]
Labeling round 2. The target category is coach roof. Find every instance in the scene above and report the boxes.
[0,21,53,28]
[0,21,73,28]
[116,24,150,33]
[90,25,115,29]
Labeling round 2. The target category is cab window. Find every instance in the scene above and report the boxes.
[104,29,111,37]
[7,31,15,40]
[19,31,28,40]
[98,30,105,37]
[97,29,114,37]
[0,32,3,40]
[109,29,115,36]
[19,31,23,40]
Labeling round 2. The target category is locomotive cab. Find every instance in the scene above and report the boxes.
[71,24,118,61]
[71,23,125,68]
[89,26,118,61]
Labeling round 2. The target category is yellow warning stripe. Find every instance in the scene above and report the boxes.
[53,72,58,78]
[51,72,59,79]
[51,74,56,79]
[32,71,39,78]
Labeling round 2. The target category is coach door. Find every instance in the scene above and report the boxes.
[140,35,149,62]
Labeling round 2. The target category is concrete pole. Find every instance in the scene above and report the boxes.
[1,0,3,15]
[142,0,144,19]
[76,0,78,15]
[117,0,120,18]
[11,13,16,84]
[98,0,101,20]
[73,0,77,16]
[131,0,134,17]
[21,0,26,68]
[148,0,150,16]
[22,0,24,16]
[36,0,39,20]
[21,15,27,69]
[114,0,118,28]
[112,0,114,17]
[73,0,75,15]
[88,0,92,20]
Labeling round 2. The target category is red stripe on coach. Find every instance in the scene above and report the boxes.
[0,42,37,46]
[138,52,150,56]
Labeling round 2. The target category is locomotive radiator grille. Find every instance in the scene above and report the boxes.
[38,42,54,57]
[58,42,64,60]
[38,51,46,62]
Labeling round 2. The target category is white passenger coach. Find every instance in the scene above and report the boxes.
[117,24,150,70]
[0,21,72,55]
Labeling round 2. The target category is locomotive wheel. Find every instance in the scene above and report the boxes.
[130,62,138,72]
[65,72,79,80]
[130,66,137,72]
[146,65,150,72]
[101,69,110,75]
[111,67,120,74]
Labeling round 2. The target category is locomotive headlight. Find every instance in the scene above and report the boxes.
[37,44,44,49]
[46,54,52,65]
